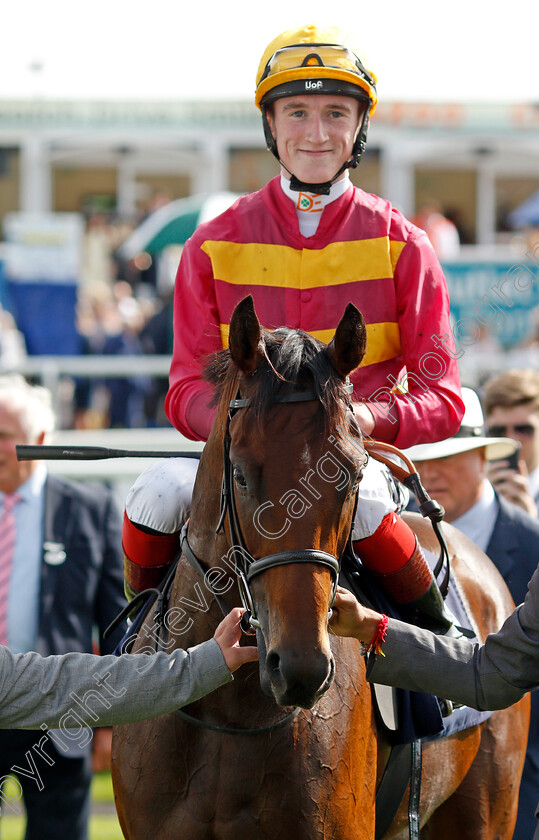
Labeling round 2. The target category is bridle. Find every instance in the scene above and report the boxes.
[182,379,364,635]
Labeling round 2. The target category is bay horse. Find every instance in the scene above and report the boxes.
[112,296,529,839]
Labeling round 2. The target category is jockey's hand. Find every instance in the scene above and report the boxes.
[330,586,382,642]
[353,402,375,436]
[214,608,259,672]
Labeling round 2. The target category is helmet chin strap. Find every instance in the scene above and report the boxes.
[266,105,371,197]
[287,159,353,196]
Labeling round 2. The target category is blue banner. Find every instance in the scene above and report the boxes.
[443,260,539,349]
[2,213,84,356]
[6,281,81,355]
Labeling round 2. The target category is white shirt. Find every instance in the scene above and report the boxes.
[280,173,351,237]
[451,479,499,553]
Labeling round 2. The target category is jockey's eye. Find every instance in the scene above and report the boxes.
[233,466,247,489]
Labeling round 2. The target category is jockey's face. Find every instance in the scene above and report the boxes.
[266,94,363,185]
[415,448,488,522]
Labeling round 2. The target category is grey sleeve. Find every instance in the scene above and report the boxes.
[0,639,233,729]
[367,562,539,710]
[367,608,538,711]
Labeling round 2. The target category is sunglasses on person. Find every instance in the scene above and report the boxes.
[487,423,536,437]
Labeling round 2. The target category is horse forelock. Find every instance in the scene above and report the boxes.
[204,328,352,439]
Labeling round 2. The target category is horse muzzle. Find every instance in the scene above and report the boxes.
[260,636,335,709]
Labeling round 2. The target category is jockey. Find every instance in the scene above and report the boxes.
[123,24,464,633]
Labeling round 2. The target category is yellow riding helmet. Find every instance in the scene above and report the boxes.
[255,24,377,113]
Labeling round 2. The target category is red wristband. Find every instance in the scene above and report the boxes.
[366,614,388,657]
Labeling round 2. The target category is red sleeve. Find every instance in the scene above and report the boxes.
[366,225,464,449]
[164,236,221,441]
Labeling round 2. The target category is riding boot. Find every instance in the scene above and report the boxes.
[398,573,457,635]
[353,513,456,635]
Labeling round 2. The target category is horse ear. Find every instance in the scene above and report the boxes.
[327,303,367,378]
[228,295,262,376]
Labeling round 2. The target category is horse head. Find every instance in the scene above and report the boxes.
[213,295,367,709]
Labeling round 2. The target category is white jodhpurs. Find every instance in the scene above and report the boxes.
[125,454,401,541]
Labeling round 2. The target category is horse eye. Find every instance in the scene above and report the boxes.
[233,466,247,488]
[351,467,364,494]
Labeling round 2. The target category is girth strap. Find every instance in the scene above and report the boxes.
[375,740,422,840]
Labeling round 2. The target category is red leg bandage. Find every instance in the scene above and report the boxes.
[122,512,180,595]
[354,513,433,603]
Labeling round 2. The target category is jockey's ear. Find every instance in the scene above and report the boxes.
[229,295,263,376]
[327,303,367,379]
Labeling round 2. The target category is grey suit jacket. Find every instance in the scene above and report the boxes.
[368,560,539,836]
[367,559,539,709]
[0,640,232,731]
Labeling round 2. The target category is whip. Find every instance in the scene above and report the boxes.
[16,445,201,461]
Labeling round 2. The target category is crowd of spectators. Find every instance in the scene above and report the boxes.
[0,207,178,431]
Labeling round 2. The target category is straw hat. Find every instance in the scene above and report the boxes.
[404,387,519,462]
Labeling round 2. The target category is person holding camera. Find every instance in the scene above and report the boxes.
[483,369,539,518]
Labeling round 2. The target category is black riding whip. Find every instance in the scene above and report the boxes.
[16,445,202,461]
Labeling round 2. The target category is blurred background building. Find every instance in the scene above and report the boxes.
[1,98,539,243]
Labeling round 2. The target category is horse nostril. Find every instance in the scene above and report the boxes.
[266,650,281,676]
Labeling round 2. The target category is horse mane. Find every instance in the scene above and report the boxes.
[204,327,352,438]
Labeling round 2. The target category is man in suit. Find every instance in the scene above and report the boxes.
[483,368,539,517]
[0,374,127,840]
[401,386,539,840]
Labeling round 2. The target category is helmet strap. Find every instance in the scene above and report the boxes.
[262,103,371,196]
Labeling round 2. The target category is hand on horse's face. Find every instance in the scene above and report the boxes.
[330,587,382,642]
[214,608,259,672]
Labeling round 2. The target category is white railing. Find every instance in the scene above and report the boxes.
[5,353,170,388]
[1,354,171,420]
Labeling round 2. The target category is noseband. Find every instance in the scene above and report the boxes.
[214,381,360,633]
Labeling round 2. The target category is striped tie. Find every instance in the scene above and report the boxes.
[0,493,20,646]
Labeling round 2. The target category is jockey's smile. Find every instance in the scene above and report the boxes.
[266,95,363,187]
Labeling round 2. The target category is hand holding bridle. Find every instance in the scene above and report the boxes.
[329,586,382,643]
[214,608,259,672]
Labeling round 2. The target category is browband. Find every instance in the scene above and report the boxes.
[230,382,353,410]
